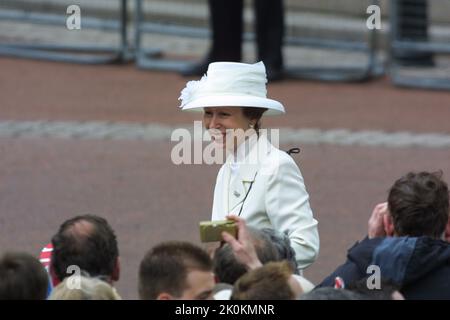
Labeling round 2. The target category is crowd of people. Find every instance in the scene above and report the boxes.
[1,170,449,300]
[1,58,448,300]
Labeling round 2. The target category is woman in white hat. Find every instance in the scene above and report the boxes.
[179,61,319,271]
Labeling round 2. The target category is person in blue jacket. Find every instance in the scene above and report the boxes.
[318,171,450,299]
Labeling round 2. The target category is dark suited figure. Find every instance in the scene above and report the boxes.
[181,0,284,81]
[394,0,434,66]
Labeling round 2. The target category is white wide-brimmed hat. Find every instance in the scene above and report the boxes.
[178,61,285,115]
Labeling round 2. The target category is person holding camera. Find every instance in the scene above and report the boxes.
[178,61,319,272]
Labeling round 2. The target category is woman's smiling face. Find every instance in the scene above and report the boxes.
[203,107,253,150]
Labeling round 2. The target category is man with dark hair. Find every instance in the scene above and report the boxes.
[318,171,450,299]
[50,214,120,286]
[213,226,279,285]
[0,252,48,300]
[387,171,449,238]
[138,241,215,300]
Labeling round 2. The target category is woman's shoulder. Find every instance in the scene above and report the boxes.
[264,143,299,167]
[257,144,303,179]
[257,134,294,163]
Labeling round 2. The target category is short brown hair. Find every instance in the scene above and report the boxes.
[388,171,449,238]
[231,261,295,300]
[138,241,212,299]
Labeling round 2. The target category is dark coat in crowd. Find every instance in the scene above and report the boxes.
[318,236,450,299]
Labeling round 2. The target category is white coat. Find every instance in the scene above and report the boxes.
[211,133,320,270]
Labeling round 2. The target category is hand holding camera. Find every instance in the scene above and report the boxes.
[199,220,237,243]
[199,216,262,270]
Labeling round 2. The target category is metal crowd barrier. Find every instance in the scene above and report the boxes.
[0,0,131,64]
[134,0,383,82]
[0,0,392,84]
[389,0,450,90]
[134,0,186,71]
[284,0,383,82]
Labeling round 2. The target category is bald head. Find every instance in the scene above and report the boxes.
[51,214,119,283]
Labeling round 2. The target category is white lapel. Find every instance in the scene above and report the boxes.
[228,172,247,212]
[227,133,271,213]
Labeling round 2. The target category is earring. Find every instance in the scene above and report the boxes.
[249,123,255,129]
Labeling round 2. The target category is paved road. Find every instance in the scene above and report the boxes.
[1,57,449,299]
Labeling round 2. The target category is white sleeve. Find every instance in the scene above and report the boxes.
[264,153,320,270]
